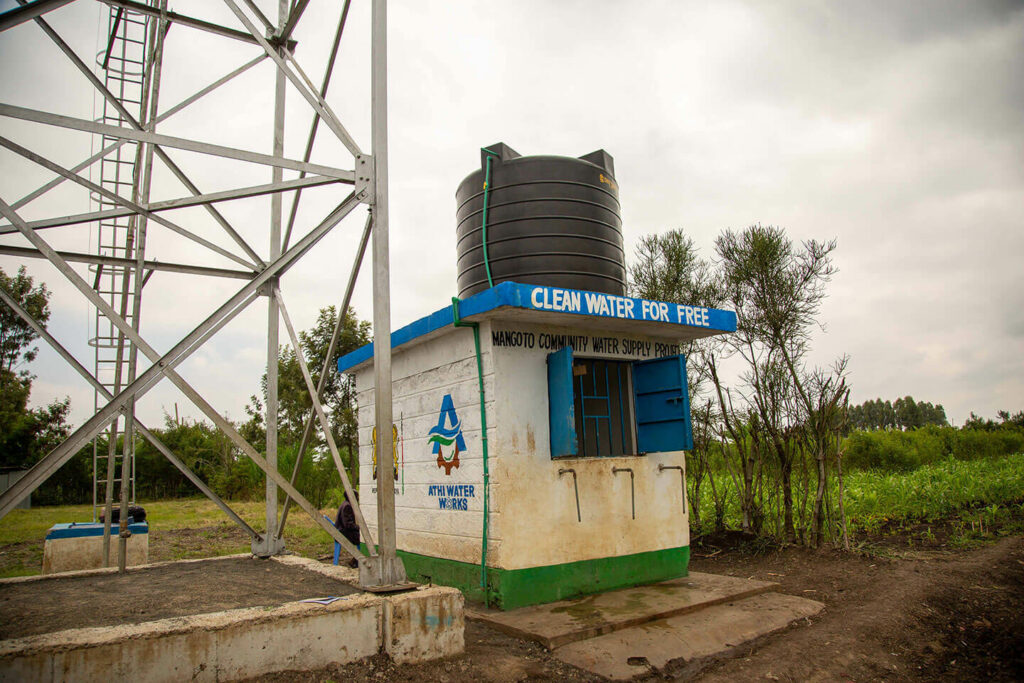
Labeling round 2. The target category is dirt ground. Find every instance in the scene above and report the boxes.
[685,533,1024,682]
[251,533,1024,682]
[3,527,1021,681]
[147,524,254,562]
[0,556,359,640]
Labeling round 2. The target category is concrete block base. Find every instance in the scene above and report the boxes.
[42,522,149,574]
[384,584,465,663]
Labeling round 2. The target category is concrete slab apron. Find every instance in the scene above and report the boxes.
[467,571,778,649]
[0,592,383,683]
[553,592,825,680]
[0,556,464,681]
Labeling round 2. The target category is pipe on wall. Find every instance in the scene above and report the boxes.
[451,296,491,606]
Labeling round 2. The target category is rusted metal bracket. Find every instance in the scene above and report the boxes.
[558,468,581,523]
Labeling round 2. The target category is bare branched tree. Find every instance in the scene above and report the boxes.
[714,224,846,546]
[629,224,850,548]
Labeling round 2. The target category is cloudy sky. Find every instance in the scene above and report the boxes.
[1,0,1022,431]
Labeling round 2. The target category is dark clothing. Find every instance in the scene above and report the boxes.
[335,501,359,548]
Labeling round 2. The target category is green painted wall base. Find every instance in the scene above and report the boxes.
[388,546,689,611]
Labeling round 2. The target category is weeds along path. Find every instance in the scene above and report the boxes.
[689,535,1024,682]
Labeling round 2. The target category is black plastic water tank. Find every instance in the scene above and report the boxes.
[455,143,625,299]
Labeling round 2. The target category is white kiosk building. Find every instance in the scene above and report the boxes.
[339,281,735,609]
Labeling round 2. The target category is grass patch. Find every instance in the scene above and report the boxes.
[692,452,1024,546]
[1,567,39,578]
[0,498,339,577]
[844,454,1024,532]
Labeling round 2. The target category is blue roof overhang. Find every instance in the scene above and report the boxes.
[337,281,737,374]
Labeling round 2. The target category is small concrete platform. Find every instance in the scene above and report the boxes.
[466,571,779,649]
[42,521,149,574]
[466,571,823,680]
[554,592,824,680]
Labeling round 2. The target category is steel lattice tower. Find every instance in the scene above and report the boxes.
[0,0,406,588]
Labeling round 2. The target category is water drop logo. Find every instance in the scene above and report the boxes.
[428,394,466,475]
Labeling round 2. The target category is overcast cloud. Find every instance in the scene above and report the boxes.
[1,0,1021,430]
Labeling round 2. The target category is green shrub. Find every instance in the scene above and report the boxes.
[843,425,1024,472]
[952,428,1024,461]
[844,429,932,471]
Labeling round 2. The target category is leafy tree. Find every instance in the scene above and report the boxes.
[850,397,947,431]
[629,230,720,309]
[0,265,71,471]
[894,396,922,430]
[0,266,50,376]
[0,381,71,470]
[965,410,1024,431]
[244,305,370,480]
[997,410,1024,428]
[132,413,247,500]
[964,411,995,430]
[628,229,723,396]
[879,399,897,430]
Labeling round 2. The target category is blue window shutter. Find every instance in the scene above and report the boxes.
[547,346,578,458]
[632,354,693,453]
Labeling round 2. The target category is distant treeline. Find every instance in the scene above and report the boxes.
[842,402,1024,471]
[2,281,366,510]
[35,408,1021,510]
[31,415,351,509]
[847,396,947,431]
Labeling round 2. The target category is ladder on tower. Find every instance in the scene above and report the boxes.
[90,5,153,527]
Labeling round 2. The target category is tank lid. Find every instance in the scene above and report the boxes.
[477,143,615,176]
[480,142,520,168]
[579,149,614,175]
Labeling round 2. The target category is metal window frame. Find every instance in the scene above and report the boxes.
[572,356,637,458]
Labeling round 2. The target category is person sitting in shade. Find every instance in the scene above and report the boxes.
[335,491,360,568]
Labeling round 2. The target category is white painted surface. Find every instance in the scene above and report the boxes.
[355,324,496,566]
[351,315,690,573]
[490,321,689,568]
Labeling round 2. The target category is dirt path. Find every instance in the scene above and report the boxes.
[686,535,1024,682]
[253,534,1024,682]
